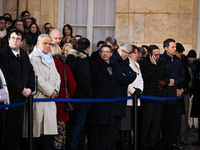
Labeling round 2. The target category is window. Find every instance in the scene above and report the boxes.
[58,0,116,55]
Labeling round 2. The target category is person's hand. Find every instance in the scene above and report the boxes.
[122,73,126,77]
[149,55,156,65]
[50,90,57,98]
[177,89,184,97]
[133,88,141,98]
[44,95,50,98]
[157,80,166,90]
[22,88,32,97]
[168,79,175,86]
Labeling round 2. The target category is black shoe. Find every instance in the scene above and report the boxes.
[172,144,183,149]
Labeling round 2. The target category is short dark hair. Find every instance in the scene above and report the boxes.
[77,38,90,51]
[99,45,112,52]
[75,35,82,38]
[21,11,30,18]
[105,36,117,46]
[0,16,5,22]
[6,26,17,35]
[3,13,12,19]
[44,22,51,29]
[138,47,147,55]
[97,41,105,48]
[4,17,12,24]
[163,38,175,48]
[8,30,24,41]
[148,45,159,54]
[176,43,185,53]
[62,24,73,37]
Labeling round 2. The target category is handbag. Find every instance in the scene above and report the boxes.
[0,79,6,102]
[63,64,73,112]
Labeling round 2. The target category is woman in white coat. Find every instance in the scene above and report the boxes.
[119,45,144,150]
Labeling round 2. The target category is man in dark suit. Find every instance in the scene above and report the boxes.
[89,45,116,149]
[0,30,35,150]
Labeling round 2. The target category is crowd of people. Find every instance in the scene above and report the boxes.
[0,11,200,150]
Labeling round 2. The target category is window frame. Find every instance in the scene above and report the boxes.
[58,0,115,55]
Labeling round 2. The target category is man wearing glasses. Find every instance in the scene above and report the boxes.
[0,30,35,150]
[106,43,137,150]
[21,11,30,27]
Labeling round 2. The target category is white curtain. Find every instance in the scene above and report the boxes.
[64,0,116,52]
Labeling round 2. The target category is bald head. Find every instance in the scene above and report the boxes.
[50,29,62,46]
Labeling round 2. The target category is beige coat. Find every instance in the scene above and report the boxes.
[127,57,143,106]
[29,46,61,137]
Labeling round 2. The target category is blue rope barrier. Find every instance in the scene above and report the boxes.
[0,100,27,109]
[0,95,184,109]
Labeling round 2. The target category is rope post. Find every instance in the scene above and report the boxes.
[28,95,33,150]
[133,94,138,150]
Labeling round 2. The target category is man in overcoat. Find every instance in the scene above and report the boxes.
[89,45,116,149]
[29,34,61,150]
[0,30,35,150]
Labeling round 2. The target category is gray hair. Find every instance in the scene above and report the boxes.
[37,34,52,42]
[105,36,117,46]
[119,43,133,53]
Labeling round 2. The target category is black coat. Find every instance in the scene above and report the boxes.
[0,47,35,103]
[139,55,169,102]
[160,51,185,104]
[25,33,37,45]
[65,48,92,110]
[110,49,137,118]
[190,59,200,118]
[89,58,116,125]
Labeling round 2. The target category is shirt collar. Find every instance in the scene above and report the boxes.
[12,49,20,57]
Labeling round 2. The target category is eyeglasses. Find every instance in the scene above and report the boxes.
[10,37,21,41]
[16,24,23,26]
[25,14,30,17]
[65,29,70,31]
[120,49,130,55]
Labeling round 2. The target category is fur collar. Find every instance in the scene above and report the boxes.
[67,49,87,59]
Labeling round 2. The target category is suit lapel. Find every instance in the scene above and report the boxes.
[99,59,111,78]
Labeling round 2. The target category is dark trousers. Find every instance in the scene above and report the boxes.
[32,135,55,150]
[140,102,162,148]
[161,103,175,150]
[4,105,24,150]
[68,109,88,150]
[0,108,5,150]
[90,124,110,150]
[106,116,121,150]
[170,105,181,145]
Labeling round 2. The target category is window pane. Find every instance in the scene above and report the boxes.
[73,27,87,38]
[94,0,116,25]
[65,0,88,25]
[93,27,115,51]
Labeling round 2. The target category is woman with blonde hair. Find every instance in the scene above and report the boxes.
[60,43,73,63]
[50,43,76,150]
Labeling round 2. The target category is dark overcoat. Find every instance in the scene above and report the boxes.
[0,46,35,103]
[110,49,136,118]
[89,58,116,125]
